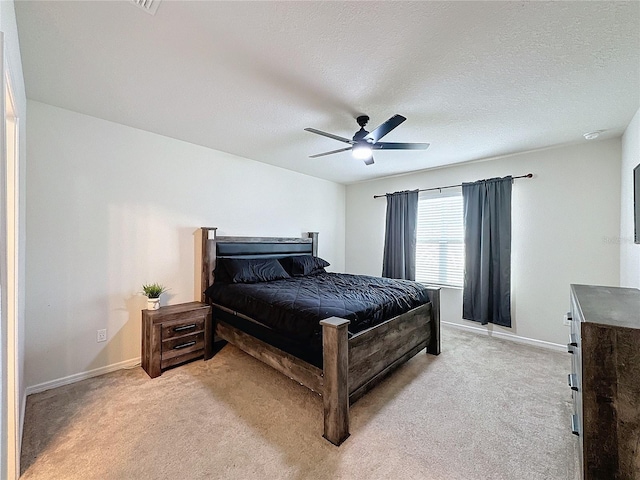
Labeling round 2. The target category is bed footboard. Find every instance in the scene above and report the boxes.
[320,287,440,445]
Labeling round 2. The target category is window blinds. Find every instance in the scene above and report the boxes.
[415,192,464,287]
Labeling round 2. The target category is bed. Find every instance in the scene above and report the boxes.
[200,227,441,445]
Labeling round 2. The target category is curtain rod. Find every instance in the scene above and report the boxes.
[372,173,534,199]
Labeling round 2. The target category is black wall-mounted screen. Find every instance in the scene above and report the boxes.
[635,163,640,244]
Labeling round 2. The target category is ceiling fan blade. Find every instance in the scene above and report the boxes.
[304,128,353,144]
[372,142,430,150]
[364,114,406,143]
[309,146,353,158]
[363,155,374,166]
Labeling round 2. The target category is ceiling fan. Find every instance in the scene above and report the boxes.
[304,114,430,165]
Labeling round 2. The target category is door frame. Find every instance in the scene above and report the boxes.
[0,29,20,480]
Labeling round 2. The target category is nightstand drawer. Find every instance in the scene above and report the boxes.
[162,332,204,359]
[161,316,205,341]
[161,348,204,370]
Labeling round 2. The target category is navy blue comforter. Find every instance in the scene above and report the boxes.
[205,272,430,345]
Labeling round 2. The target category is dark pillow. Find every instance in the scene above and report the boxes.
[223,258,290,284]
[279,255,330,277]
[213,259,232,284]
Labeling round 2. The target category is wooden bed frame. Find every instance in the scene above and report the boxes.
[199,227,440,445]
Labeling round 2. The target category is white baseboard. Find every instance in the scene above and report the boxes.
[442,321,566,352]
[25,357,141,396]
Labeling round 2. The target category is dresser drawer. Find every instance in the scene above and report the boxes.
[568,373,579,391]
[161,316,205,341]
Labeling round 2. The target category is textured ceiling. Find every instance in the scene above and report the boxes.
[15,1,640,184]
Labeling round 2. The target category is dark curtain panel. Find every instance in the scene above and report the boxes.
[382,190,418,280]
[462,176,512,327]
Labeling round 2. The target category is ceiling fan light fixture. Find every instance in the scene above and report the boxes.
[352,144,372,160]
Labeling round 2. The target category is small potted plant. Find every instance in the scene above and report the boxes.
[142,283,167,310]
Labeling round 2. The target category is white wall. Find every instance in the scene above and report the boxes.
[25,100,345,389]
[620,107,640,288]
[0,0,27,478]
[346,139,621,346]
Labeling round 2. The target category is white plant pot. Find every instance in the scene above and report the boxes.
[147,298,160,310]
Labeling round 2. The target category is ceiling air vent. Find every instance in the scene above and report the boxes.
[130,0,161,15]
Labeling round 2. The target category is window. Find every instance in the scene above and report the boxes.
[415,190,464,287]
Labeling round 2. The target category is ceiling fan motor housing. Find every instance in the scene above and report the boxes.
[353,116,371,142]
[356,115,369,127]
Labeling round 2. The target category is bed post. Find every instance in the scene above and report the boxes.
[320,317,350,446]
[425,286,441,355]
[307,232,318,256]
[200,227,217,303]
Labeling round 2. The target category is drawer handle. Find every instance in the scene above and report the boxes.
[568,373,579,391]
[173,341,196,350]
[568,334,577,347]
[571,414,579,436]
[566,311,572,321]
[567,344,574,354]
[173,324,197,332]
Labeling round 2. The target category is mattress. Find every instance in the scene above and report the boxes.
[205,272,431,347]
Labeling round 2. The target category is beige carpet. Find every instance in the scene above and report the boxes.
[21,327,578,480]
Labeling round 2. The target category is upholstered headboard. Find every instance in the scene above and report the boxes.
[199,227,318,302]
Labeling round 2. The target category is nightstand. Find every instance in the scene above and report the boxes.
[141,302,212,378]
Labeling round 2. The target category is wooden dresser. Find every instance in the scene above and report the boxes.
[142,302,212,378]
[568,284,640,480]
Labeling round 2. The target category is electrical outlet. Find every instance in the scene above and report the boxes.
[563,314,571,326]
[97,329,107,342]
